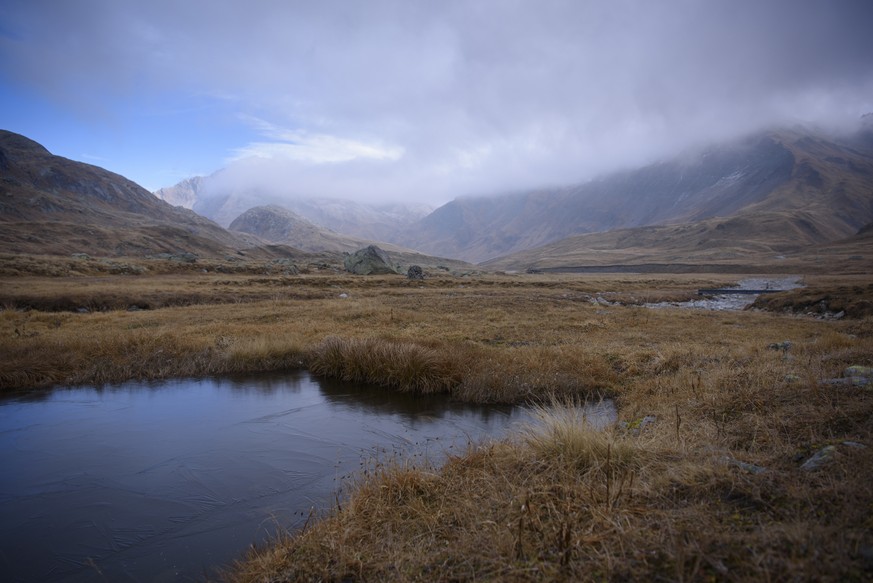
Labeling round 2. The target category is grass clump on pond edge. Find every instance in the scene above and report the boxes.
[226,395,873,582]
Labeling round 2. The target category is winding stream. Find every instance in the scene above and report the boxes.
[0,372,614,582]
[645,276,803,311]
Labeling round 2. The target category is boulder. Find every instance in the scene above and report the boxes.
[407,265,424,280]
[343,245,398,275]
[800,445,837,471]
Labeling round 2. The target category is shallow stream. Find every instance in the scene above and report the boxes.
[0,372,615,582]
[645,276,803,311]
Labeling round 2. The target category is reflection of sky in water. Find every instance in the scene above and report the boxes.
[0,371,610,582]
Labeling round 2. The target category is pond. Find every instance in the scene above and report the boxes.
[0,371,616,582]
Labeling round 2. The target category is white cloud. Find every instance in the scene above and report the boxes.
[3,0,873,203]
[230,130,404,164]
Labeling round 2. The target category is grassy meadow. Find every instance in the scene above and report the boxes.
[1,261,871,581]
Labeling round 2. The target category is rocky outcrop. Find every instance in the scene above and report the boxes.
[343,245,398,275]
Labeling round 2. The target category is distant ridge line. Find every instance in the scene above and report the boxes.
[697,289,783,295]
[526,264,799,274]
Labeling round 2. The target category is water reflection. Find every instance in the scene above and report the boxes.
[316,374,514,423]
[0,371,542,583]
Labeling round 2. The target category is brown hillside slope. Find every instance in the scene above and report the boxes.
[404,127,873,264]
[0,130,287,258]
[483,129,873,273]
[482,213,873,274]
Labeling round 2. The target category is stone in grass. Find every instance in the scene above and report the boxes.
[842,441,867,449]
[800,445,837,471]
[407,265,424,280]
[343,245,399,275]
[619,415,656,436]
[838,365,873,388]
[725,457,767,474]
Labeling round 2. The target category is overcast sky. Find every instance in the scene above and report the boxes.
[2,0,872,203]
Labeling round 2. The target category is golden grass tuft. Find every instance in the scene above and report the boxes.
[521,399,638,471]
[307,336,459,393]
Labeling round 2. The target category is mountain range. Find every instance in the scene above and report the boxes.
[401,126,873,265]
[3,119,873,274]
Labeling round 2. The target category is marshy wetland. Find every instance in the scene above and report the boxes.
[1,262,872,581]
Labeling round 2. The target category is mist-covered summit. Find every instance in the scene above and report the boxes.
[155,174,432,244]
[152,122,873,269]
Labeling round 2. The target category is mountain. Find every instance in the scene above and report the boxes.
[155,174,432,242]
[229,205,376,253]
[0,130,286,258]
[228,204,475,272]
[399,126,873,264]
[153,176,203,209]
[277,198,433,242]
[481,126,873,273]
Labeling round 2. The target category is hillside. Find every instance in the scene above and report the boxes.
[229,205,380,254]
[482,215,873,274]
[155,173,431,242]
[0,131,288,259]
[482,127,873,273]
[400,126,873,264]
[229,205,475,272]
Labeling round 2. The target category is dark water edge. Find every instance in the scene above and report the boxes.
[0,371,612,582]
[533,264,803,274]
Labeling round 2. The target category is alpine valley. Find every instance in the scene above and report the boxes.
[3,120,872,274]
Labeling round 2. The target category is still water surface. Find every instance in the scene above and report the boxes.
[0,372,560,582]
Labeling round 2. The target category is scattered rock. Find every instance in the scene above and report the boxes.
[821,365,873,389]
[343,245,398,275]
[844,365,873,378]
[800,445,837,471]
[268,258,299,275]
[783,374,802,383]
[71,253,91,260]
[338,293,349,299]
[725,457,767,474]
[406,265,424,280]
[151,252,198,263]
[768,340,792,352]
[620,415,656,436]
[842,441,866,449]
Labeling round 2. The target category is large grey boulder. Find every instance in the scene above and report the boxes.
[343,245,398,275]
[407,265,424,280]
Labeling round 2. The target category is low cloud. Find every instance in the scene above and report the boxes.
[3,0,873,204]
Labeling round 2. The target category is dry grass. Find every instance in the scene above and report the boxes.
[2,264,872,580]
[751,279,873,319]
[308,336,459,393]
[228,393,872,582]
